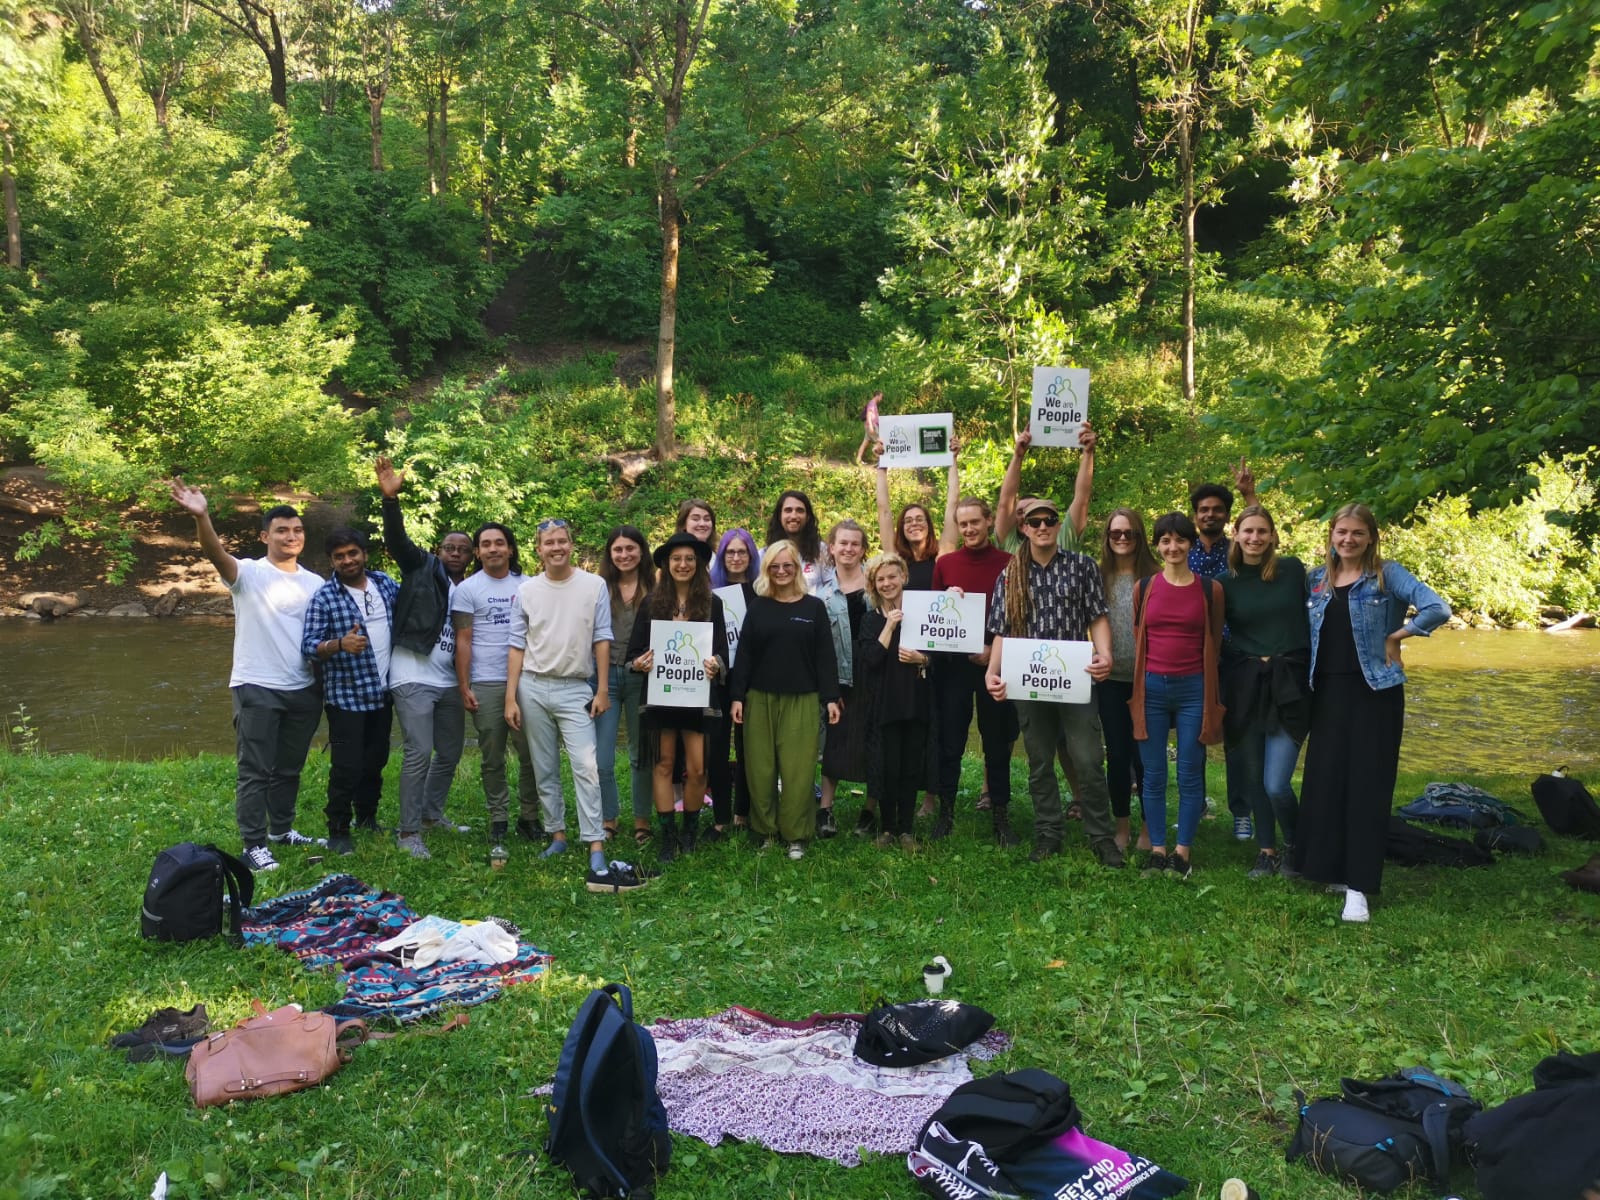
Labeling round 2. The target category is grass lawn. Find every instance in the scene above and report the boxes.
[2,745,1595,1199]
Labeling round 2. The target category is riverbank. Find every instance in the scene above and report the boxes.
[3,747,1596,1199]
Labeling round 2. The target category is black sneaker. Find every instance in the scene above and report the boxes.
[490,820,509,842]
[817,808,839,839]
[586,860,657,894]
[1246,850,1280,879]
[516,817,543,841]
[909,1120,1020,1200]
[993,810,1020,848]
[109,1004,211,1049]
[853,809,876,838]
[1167,852,1193,879]
[1141,850,1169,876]
[243,844,280,873]
[700,824,726,845]
[328,833,355,857]
[354,817,384,834]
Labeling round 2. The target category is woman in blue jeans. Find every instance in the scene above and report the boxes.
[595,526,655,845]
[1219,506,1310,879]
[1129,512,1224,877]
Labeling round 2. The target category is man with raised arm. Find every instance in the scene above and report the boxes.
[376,456,474,857]
[169,480,325,873]
[451,522,541,849]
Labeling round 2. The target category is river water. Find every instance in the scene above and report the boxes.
[1,621,1596,779]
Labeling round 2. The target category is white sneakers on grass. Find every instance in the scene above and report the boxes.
[1342,889,1370,923]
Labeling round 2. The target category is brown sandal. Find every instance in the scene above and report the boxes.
[633,826,651,847]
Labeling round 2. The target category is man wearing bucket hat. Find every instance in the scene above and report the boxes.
[984,497,1122,867]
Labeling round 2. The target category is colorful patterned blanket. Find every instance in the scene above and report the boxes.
[241,874,551,1024]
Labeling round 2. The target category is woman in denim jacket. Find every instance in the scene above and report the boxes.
[1293,503,1450,922]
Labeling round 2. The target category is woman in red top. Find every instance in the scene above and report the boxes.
[1129,512,1224,878]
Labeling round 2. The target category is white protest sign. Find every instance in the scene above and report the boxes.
[1030,367,1090,448]
[999,637,1094,705]
[878,412,954,468]
[647,620,713,708]
[899,590,985,655]
[713,586,747,667]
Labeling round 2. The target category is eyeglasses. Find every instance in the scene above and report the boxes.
[537,518,569,532]
[1023,515,1060,529]
[1108,529,1134,541]
[769,561,798,573]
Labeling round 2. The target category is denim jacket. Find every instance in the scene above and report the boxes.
[818,583,863,687]
[1306,560,1450,691]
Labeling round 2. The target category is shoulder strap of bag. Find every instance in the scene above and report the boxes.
[204,843,255,943]
[602,982,633,1022]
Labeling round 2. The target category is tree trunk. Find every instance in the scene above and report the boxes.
[425,101,437,194]
[367,87,385,170]
[1179,108,1196,419]
[151,84,171,128]
[437,76,450,194]
[655,92,682,461]
[2,125,20,269]
[73,17,122,125]
[266,11,288,109]
[623,59,639,169]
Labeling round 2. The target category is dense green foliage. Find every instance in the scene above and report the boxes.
[5,739,1599,1199]
[0,0,1595,606]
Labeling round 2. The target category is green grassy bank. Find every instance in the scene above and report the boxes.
[2,748,1595,1199]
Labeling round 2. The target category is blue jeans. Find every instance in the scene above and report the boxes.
[592,663,647,823]
[1232,718,1302,851]
[1138,672,1206,850]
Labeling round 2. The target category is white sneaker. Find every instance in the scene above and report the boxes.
[268,828,327,847]
[1342,889,1370,923]
[243,844,280,873]
[787,842,805,860]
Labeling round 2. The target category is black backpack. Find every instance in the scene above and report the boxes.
[1287,1067,1480,1193]
[1385,818,1495,868]
[855,999,996,1069]
[546,983,670,1198]
[1532,772,1600,839]
[919,1068,1083,1161]
[1465,1052,1600,1200]
[140,842,254,943]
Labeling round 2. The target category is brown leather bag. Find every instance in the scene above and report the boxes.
[186,1001,367,1108]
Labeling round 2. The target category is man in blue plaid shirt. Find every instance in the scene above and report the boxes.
[302,527,400,856]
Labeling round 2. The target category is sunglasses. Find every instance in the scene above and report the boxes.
[1023,514,1060,529]
[537,518,569,532]
[1108,529,1134,541]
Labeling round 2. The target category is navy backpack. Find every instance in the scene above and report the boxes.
[546,983,671,1198]
[140,842,254,943]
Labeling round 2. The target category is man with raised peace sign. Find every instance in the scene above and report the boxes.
[169,479,326,873]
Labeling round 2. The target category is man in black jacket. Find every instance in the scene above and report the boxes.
[376,457,474,858]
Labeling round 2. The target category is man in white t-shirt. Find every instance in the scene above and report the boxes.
[451,523,541,846]
[505,519,620,884]
[302,527,399,857]
[169,480,325,874]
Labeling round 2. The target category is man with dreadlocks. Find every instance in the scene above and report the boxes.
[984,497,1123,868]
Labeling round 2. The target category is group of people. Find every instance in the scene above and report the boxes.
[173,418,1449,919]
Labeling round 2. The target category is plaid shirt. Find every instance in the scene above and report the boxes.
[986,549,1107,642]
[301,571,400,711]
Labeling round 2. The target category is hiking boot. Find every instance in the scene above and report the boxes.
[1093,839,1125,869]
[817,808,839,839]
[1141,850,1169,876]
[397,833,431,860]
[992,806,1020,849]
[1027,840,1060,863]
[680,811,701,854]
[328,833,355,857]
[930,797,955,841]
[787,841,806,860]
[873,831,895,849]
[854,808,876,837]
[490,820,509,842]
[1246,851,1280,879]
[657,813,678,864]
[586,861,657,894]
[243,844,280,872]
[1341,888,1370,922]
[1232,816,1254,841]
[1167,852,1193,880]
[1561,854,1600,894]
[899,833,918,853]
[516,817,543,841]
[268,829,326,847]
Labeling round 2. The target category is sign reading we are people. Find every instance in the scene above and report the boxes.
[713,586,746,666]
[878,412,954,468]
[999,637,1094,705]
[1029,367,1090,448]
[647,621,714,708]
[900,590,984,655]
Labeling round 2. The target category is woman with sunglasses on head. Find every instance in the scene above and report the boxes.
[1129,512,1225,878]
[596,526,655,847]
[710,530,761,834]
[1218,506,1311,880]
[728,540,841,860]
[1098,508,1158,853]
[625,532,730,864]
[1296,503,1449,922]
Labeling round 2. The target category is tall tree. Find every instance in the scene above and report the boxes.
[192,0,294,107]
[0,5,64,269]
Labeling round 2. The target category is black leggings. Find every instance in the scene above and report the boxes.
[1095,679,1142,820]
[880,719,927,835]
